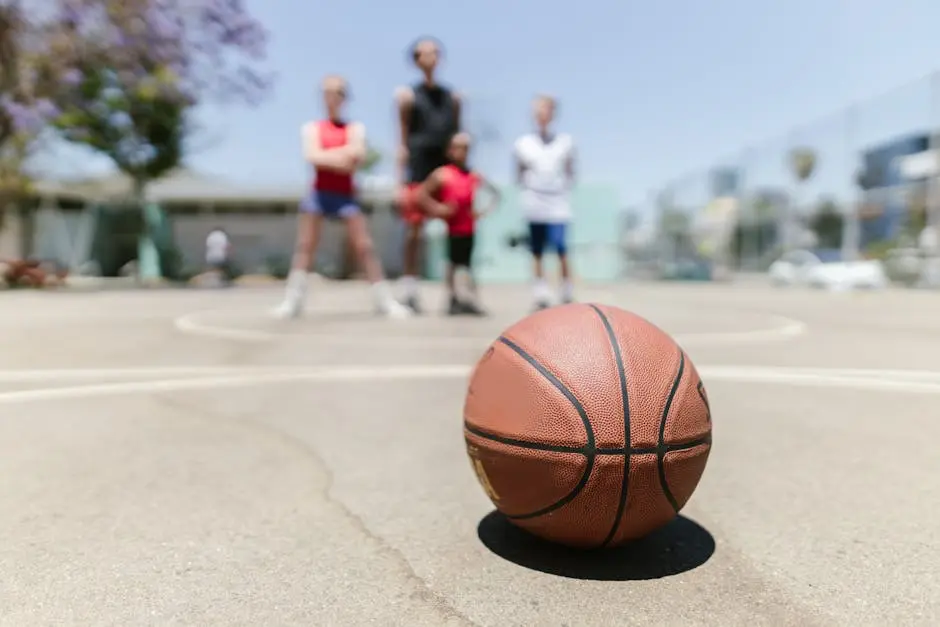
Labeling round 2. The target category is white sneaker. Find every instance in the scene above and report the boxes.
[271,298,303,319]
[377,299,412,320]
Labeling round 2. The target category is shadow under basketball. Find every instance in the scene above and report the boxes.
[476,511,715,581]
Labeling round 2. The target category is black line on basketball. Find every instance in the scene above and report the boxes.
[602,435,712,456]
[589,305,632,549]
[497,336,597,521]
[696,379,712,425]
[463,424,586,455]
[665,434,712,452]
[657,349,685,513]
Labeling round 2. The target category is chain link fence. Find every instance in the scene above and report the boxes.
[627,71,940,286]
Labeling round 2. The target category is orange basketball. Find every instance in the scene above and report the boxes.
[464,303,712,548]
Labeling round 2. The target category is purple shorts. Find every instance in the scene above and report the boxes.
[300,190,360,218]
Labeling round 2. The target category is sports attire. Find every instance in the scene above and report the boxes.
[272,118,408,320]
[399,82,460,225]
[438,164,479,268]
[435,163,486,315]
[300,119,360,219]
[513,131,576,307]
[205,229,229,268]
[397,82,459,313]
[204,229,231,285]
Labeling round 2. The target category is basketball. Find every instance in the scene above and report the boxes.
[464,303,712,548]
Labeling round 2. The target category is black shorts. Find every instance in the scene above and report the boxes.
[447,234,474,267]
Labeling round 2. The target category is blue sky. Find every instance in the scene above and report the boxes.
[46,0,940,210]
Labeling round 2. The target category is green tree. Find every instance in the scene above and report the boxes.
[0,2,77,227]
[359,145,381,173]
[659,208,690,234]
[808,197,843,249]
[51,1,272,205]
[786,147,817,250]
[789,147,817,183]
[55,67,185,199]
[904,185,928,237]
[753,196,777,220]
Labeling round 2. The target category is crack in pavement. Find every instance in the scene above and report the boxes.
[154,393,479,626]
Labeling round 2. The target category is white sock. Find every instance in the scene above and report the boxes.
[285,269,307,300]
[533,279,549,302]
[400,275,417,297]
[561,280,574,300]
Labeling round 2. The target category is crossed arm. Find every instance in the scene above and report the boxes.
[302,121,367,173]
[514,140,577,187]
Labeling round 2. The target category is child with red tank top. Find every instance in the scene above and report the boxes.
[272,75,409,320]
[417,132,501,315]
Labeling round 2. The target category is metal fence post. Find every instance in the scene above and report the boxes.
[929,73,940,235]
[842,106,861,262]
[923,71,940,286]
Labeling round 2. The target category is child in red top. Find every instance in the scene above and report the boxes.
[417,132,500,315]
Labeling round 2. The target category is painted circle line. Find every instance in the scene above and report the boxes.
[173,309,807,347]
[1,364,940,406]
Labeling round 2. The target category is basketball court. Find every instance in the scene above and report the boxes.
[1,281,937,626]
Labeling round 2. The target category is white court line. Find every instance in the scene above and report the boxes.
[174,311,285,342]
[1,364,940,406]
[2,364,938,384]
[0,365,470,405]
[677,315,806,346]
[700,366,940,393]
[0,366,305,382]
[172,309,807,347]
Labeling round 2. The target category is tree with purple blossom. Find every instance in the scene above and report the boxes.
[0,1,74,209]
[50,0,273,198]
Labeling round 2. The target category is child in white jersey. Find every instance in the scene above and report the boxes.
[513,95,576,310]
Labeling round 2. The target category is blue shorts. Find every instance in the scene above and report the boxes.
[528,222,568,257]
[300,190,360,219]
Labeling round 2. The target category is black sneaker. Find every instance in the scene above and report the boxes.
[403,294,423,314]
[447,297,463,316]
[461,300,487,316]
[533,300,551,312]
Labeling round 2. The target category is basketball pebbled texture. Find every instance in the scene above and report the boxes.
[463,303,712,548]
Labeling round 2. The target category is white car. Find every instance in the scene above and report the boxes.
[805,260,887,290]
[769,250,887,290]
[768,250,822,287]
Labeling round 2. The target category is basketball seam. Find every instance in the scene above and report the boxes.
[657,349,686,513]
[696,378,712,425]
[492,336,596,521]
[463,424,583,453]
[590,305,632,549]
[463,425,710,456]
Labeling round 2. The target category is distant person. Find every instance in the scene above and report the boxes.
[416,132,500,315]
[272,75,409,319]
[394,36,461,313]
[205,227,232,286]
[513,95,576,310]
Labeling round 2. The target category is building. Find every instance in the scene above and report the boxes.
[6,169,624,283]
[859,133,930,244]
[469,184,623,283]
[2,169,403,278]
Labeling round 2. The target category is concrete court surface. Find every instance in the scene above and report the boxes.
[0,281,938,626]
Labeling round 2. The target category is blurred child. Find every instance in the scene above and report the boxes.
[416,132,500,315]
[272,75,409,319]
